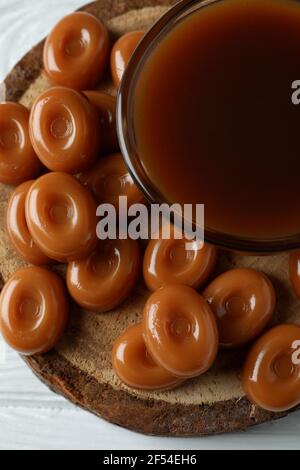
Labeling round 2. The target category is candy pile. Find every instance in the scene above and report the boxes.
[0,11,299,414]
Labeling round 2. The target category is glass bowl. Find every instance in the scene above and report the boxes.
[117,0,300,253]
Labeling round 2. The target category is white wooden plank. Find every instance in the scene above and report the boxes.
[0,0,86,82]
[0,348,71,408]
[0,404,300,450]
[0,346,300,449]
[0,338,5,365]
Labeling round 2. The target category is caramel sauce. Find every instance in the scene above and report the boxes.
[133,0,300,239]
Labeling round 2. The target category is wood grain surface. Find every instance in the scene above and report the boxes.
[1,0,300,436]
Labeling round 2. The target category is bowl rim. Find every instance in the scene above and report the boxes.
[117,0,300,254]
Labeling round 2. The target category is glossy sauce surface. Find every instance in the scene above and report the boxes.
[203,268,276,348]
[143,285,218,378]
[25,172,98,262]
[111,31,143,87]
[242,324,300,412]
[44,12,109,90]
[79,153,144,207]
[29,86,100,173]
[143,225,217,291]
[0,267,68,355]
[0,102,42,185]
[133,0,300,239]
[112,324,182,390]
[67,238,141,312]
[6,180,51,265]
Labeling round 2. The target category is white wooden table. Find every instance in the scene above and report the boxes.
[0,0,299,450]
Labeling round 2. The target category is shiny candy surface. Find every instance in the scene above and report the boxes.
[242,324,300,412]
[0,266,68,355]
[78,153,144,207]
[203,268,276,348]
[6,180,51,265]
[110,31,143,87]
[83,91,118,154]
[67,238,141,312]
[0,102,42,185]
[25,172,98,262]
[143,285,218,378]
[43,12,109,90]
[29,86,100,173]
[112,324,182,390]
[143,227,217,291]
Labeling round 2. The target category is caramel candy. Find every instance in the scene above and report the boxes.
[83,91,118,154]
[242,324,300,412]
[203,268,276,348]
[112,324,183,390]
[44,12,109,90]
[143,226,216,291]
[29,87,100,173]
[143,285,218,378]
[111,31,144,87]
[78,153,144,207]
[0,102,42,185]
[6,180,51,265]
[25,172,98,262]
[0,267,68,355]
[67,238,141,312]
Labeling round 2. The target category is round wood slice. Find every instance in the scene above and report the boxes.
[1,0,300,436]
